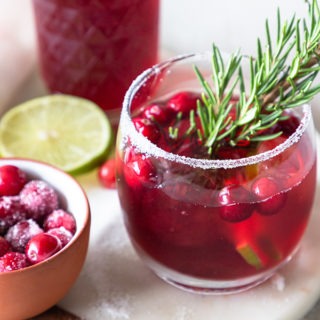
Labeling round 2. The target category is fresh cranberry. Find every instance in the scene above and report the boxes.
[0,196,27,234]
[20,180,59,221]
[167,91,200,116]
[98,158,117,189]
[0,236,11,257]
[132,117,160,143]
[251,176,286,215]
[5,219,43,252]
[43,209,76,234]
[123,149,158,189]
[25,233,62,264]
[47,227,73,247]
[142,103,174,124]
[218,185,254,222]
[0,252,29,272]
[0,165,27,196]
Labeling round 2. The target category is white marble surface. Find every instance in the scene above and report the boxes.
[57,155,320,320]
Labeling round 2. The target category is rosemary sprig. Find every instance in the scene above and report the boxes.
[192,0,320,155]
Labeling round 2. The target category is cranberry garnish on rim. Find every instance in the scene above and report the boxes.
[218,185,254,222]
[0,165,27,196]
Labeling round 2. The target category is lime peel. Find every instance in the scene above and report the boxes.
[236,243,264,270]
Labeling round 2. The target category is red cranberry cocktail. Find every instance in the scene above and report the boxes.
[32,0,159,117]
[116,52,317,294]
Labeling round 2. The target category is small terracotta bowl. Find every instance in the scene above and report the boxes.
[0,158,90,320]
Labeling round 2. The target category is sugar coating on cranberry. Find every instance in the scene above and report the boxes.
[47,227,73,247]
[0,196,27,234]
[0,252,29,272]
[26,233,62,264]
[43,209,76,234]
[0,165,77,272]
[0,236,11,257]
[0,165,27,196]
[20,180,59,221]
[5,219,43,252]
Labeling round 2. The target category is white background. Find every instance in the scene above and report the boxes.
[160,0,309,55]
[160,0,319,128]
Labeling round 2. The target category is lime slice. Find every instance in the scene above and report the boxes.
[0,94,113,175]
[236,243,263,269]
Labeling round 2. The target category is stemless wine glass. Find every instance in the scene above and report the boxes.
[116,52,317,294]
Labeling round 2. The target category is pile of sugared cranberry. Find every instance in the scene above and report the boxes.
[0,165,76,272]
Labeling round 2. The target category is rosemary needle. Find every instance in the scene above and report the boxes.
[190,0,320,156]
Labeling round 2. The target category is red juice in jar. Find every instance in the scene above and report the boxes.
[32,0,159,117]
[116,88,317,293]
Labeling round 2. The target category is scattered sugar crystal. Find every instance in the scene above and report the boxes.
[174,306,194,320]
[271,273,286,291]
[93,295,131,320]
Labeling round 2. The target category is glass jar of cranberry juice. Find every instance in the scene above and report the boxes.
[32,0,159,120]
[116,52,317,294]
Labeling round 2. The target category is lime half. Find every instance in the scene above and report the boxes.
[0,94,113,175]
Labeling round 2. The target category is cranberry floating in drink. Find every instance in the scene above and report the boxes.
[116,3,320,294]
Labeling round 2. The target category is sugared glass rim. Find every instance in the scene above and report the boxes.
[120,52,312,170]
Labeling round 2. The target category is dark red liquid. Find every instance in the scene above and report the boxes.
[117,94,316,281]
[32,0,159,112]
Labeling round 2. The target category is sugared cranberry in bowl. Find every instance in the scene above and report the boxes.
[0,158,90,320]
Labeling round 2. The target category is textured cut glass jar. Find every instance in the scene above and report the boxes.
[32,0,159,121]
